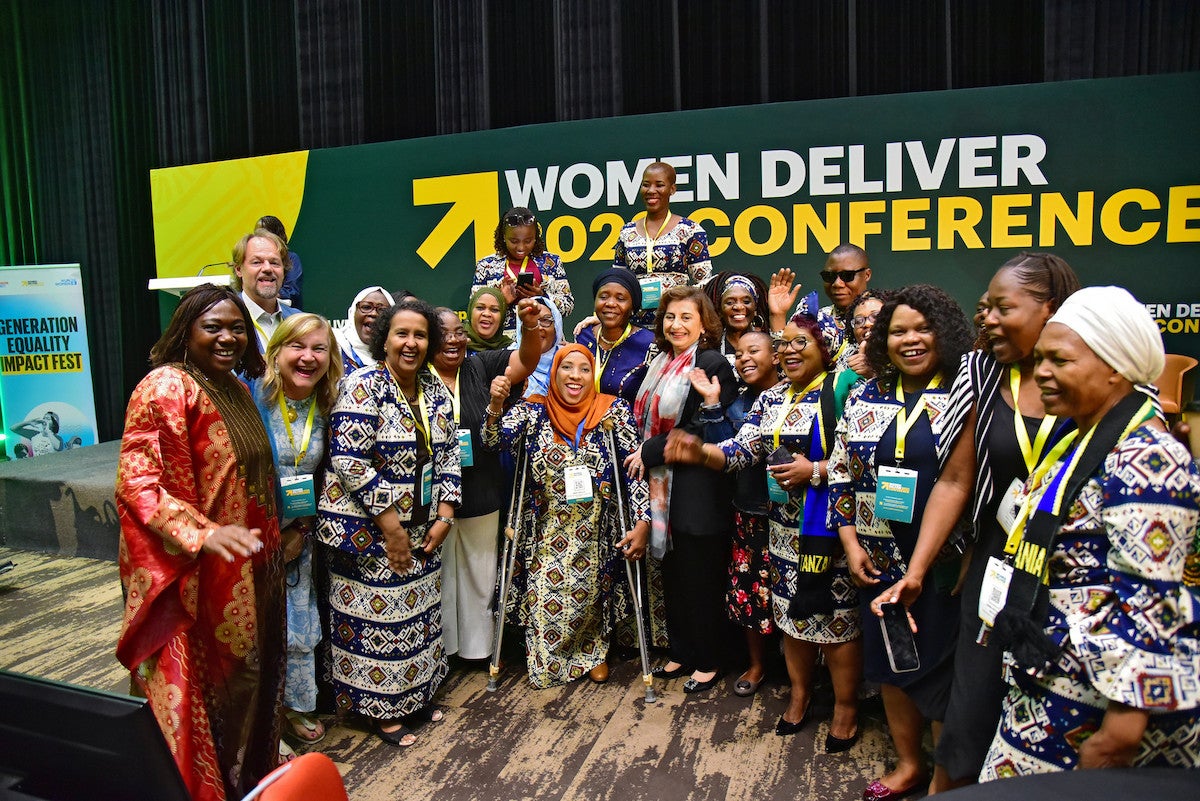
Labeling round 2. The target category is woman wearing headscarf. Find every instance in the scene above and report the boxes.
[979,286,1200,780]
[513,296,565,398]
[464,286,513,353]
[703,272,769,367]
[575,267,656,403]
[870,253,1082,792]
[482,345,650,687]
[333,286,395,374]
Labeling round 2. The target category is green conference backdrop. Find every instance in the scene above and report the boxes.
[158,73,1200,359]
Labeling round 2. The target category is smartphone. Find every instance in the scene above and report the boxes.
[879,602,920,673]
[517,272,536,288]
[766,444,794,466]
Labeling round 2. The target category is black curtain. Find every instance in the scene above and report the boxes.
[2,0,1198,441]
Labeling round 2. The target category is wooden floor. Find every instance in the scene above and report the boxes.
[0,547,904,801]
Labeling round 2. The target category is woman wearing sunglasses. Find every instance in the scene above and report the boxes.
[471,206,574,341]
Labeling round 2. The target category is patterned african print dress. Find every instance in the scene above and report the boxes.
[317,365,462,720]
[980,425,1200,779]
[483,399,650,688]
[719,380,859,643]
[116,364,284,801]
[612,217,713,327]
[827,378,962,717]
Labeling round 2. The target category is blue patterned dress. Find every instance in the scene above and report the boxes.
[720,381,860,643]
[483,399,650,688]
[316,365,462,719]
[258,392,327,714]
[612,217,713,327]
[980,425,1200,779]
[827,378,962,715]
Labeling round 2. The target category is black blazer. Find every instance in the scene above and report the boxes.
[641,348,738,537]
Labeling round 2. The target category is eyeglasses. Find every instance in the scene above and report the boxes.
[774,337,810,353]
[820,267,868,284]
[504,212,537,227]
[851,312,878,328]
[356,302,389,315]
[534,316,555,329]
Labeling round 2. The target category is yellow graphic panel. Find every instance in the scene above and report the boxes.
[150,151,309,278]
[413,172,499,267]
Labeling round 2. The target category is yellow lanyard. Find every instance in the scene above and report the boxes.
[592,324,633,392]
[773,372,826,450]
[386,367,431,452]
[505,255,531,281]
[1001,397,1153,556]
[644,214,672,274]
[1009,365,1057,473]
[893,374,942,461]
[430,367,461,425]
[252,319,270,350]
[277,392,316,467]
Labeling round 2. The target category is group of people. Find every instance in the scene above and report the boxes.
[113,164,1199,801]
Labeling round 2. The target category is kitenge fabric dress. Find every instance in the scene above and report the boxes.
[317,365,461,720]
[612,217,713,328]
[483,399,650,688]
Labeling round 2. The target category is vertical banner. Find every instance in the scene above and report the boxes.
[0,265,99,458]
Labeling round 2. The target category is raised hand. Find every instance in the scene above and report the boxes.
[688,367,721,406]
[768,268,802,322]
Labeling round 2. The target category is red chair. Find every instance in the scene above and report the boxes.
[241,752,349,801]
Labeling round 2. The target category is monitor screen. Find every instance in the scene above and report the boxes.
[0,669,189,801]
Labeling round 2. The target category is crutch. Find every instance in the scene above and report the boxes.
[605,425,658,704]
[487,434,528,691]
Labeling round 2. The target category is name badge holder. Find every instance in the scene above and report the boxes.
[977,557,1014,627]
[457,428,474,467]
[639,276,662,309]
[280,474,317,517]
[564,464,593,504]
[766,474,789,504]
[420,463,433,507]
[874,465,918,523]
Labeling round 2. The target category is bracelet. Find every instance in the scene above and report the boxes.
[700,401,721,412]
[485,406,503,418]
[435,515,455,527]
[521,326,539,333]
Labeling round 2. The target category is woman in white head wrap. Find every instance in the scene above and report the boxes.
[334,286,396,374]
[979,286,1200,781]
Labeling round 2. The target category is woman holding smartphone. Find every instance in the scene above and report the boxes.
[827,285,974,801]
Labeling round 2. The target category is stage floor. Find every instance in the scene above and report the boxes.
[0,547,903,801]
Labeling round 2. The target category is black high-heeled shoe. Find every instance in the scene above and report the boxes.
[775,703,812,736]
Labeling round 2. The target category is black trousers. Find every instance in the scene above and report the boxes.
[661,528,735,671]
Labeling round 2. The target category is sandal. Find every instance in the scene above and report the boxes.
[284,709,327,744]
[278,739,298,764]
[372,719,418,748]
[403,705,445,727]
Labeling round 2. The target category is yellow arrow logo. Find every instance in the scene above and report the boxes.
[413,172,500,268]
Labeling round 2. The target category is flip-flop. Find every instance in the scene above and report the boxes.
[278,739,298,764]
[284,709,327,744]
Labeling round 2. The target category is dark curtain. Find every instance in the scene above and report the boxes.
[2,0,1198,441]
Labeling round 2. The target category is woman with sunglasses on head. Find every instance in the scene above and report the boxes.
[871,254,1082,792]
[703,272,770,369]
[115,284,282,800]
[575,268,657,404]
[666,310,862,745]
[472,206,574,341]
[979,287,1199,780]
[334,286,396,374]
[428,300,542,664]
[482,345,650,687]
[253,313,343,751]
[828,285,975,801]
[613,162,714,328]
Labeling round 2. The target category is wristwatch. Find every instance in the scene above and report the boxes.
[435,515,455,527]
[809,460,823,487]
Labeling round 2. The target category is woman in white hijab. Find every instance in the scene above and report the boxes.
[334,286,396,374]
[979,286,1200,780]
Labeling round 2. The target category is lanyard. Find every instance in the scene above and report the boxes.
[568,418,587,451]
[592,324,633,391]
[252,319,270,350]
[1009,365,1057,473]
[643,214,672,274]
[277,392,316,467]
[386,366,431,452]
[1001,397,1154,557]
[893,374,942,461]
[505,255,531,281]
[430,366,461,424]
[773,371,826,450]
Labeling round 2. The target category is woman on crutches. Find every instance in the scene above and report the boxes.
[482,344,650,688]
